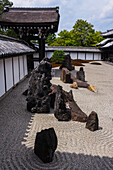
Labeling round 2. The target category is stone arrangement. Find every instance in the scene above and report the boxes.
[34,128,58,163]
[61,67,97,92]
[60,54,74,71]
[26,58,99,164]
[61,67,89,88]
[26,58,52,113]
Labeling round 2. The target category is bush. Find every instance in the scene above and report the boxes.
[51,50,65,64]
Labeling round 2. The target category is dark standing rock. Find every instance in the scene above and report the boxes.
[66,90,88,122]
[54,85,71,121]
[27,58,52,113]
[76,67,85,82]
[27,96,36,112]
[34,128,57,163]
[54,85,87,122]
[86,111,99,131]
[60,54,74,71]
[49,84,58,108]
[60,68,73,83]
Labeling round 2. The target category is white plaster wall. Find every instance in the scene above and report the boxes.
[19,56,24,80]
[65,52,70,55]
[24,55,28,76]
[34,62,39,68]
[13,57,19,85]
[86,53,93,60]
[94,53,99,60]
[0,59,5,97]
[5,58,13,91]
[46,52,53,59]
[78,53,85,60]
[33,53,39,58]
[70,52,77,59]
[46,51,101,61]
[98,53,101,60]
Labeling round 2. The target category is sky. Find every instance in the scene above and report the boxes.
[11,0,113,34]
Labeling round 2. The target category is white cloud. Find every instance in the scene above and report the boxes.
[12,0,58,7]
[99,0,113,18]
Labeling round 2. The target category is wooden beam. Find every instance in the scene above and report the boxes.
[39,38,45,62]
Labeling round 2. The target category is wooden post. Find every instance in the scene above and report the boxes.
[39,38,45,62]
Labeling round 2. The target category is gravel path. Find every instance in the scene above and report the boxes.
[0,61,113,170]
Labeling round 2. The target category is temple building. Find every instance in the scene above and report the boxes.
[0,7,60,98]
[0,7,60,62]
[97,29,113,61]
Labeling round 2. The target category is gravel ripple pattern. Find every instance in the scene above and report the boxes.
[0,61,113,170]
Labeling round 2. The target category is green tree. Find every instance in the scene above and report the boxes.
[46,33,56,45]
[72,19,95,46]
[50,30,74,46]
[47,19,104,47]
[0,1,18,38]
[51,50,65,63]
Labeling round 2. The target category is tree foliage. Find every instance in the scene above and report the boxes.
[0,28,18,38]
[51,50,65,64]
[0,0,13,14]
[46,33,56,45]
[0,1,17,38]
[47,19,104,47]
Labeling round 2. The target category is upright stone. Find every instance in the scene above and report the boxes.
[54,85,87,122]
[54,85,71,121]
[64,90,88,122]
[27,58,52,113]
[34,128,57,163]
[76,67,85,82]
[60,54,74,71]
[86,111,99,131]
[60,68,73,83]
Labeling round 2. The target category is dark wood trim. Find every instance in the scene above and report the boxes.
[77,52,78,59]
[93,53,94,60]
[39,38,45,62]
[33,58,39,61]
[3,58,7,92]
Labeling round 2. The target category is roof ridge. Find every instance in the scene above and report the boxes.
[7,7,59,12]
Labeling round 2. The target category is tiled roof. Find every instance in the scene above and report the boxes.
[101,41,113,48]
[45,46,101,53]
[101,29,113,37]
[0,7,59,24]
[96,38,113,46]
[0,35,35,57]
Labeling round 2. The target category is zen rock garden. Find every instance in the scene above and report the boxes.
[25,56,99,163]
